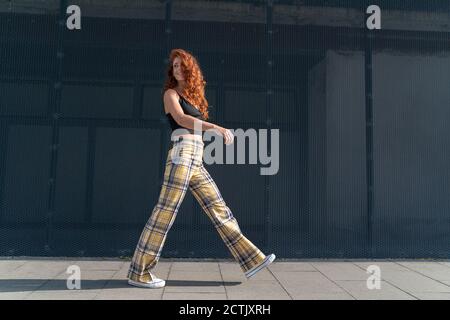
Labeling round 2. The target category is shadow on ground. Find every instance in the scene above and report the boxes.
[0,279,242,292]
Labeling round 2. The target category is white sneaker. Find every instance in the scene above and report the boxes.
[128,274,166,289]
[245,253,276,279]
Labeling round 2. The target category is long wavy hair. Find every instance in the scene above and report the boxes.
[162,49,209,120]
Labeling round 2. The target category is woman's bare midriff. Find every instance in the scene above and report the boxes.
[171,132,203,141]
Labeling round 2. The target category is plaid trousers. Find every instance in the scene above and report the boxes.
[127,136,267,282]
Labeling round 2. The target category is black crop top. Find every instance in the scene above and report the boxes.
[165,93,204,135]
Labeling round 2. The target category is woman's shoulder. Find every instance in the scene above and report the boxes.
[164,88,180,98]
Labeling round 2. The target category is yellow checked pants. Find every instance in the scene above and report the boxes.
[127,136,267,282]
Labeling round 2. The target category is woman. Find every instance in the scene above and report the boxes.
[127,49,275,289]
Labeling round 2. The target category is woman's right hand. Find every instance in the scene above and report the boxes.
[216,126,234,145]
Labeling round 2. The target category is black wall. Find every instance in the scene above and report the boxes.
[0,0,449,258]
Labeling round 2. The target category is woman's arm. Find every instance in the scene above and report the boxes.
[164,89,234,143]
[178,114,217,132]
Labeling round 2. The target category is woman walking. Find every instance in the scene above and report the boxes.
[127,49,275,289]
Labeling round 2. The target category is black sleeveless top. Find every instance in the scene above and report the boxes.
[165,92,204,135]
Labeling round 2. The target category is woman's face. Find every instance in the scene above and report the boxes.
[172,57,185,81]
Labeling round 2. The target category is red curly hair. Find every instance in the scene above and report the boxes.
[162,49,209,120]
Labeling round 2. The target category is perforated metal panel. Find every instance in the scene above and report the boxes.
[0,0,449,258]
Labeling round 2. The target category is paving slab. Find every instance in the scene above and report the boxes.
[395,261,450,281]
[24,289,102,300]
[165,271,226,294]
[354,261,412,273]
[170,262,220,272]
[225,280,292,300]
[310,262,370,280]
[378,271,450,294]
[412,292,450,300]
[334,280,417,300]
[163,292,227,300]
[0,291,32,300]
[274,271,354,296]
[94,285,164,300]
[268,262,316,272]
[288,292,355,300]
[1,258,450,300]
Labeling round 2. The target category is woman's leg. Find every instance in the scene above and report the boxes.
[127,147,195,282]
[188,164,267,273]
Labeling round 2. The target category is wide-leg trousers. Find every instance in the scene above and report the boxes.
[127,136,267,282]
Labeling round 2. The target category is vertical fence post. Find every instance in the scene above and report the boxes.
[363,3,375,258]
[265,0,274,253]
[45,0,67,255]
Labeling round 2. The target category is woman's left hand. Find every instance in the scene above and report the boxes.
[217,126,234,145]
[223,128,234,145]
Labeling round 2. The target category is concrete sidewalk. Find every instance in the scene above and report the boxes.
[0,258,450,300]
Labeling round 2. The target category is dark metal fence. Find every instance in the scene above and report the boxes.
[0,0,449,258]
